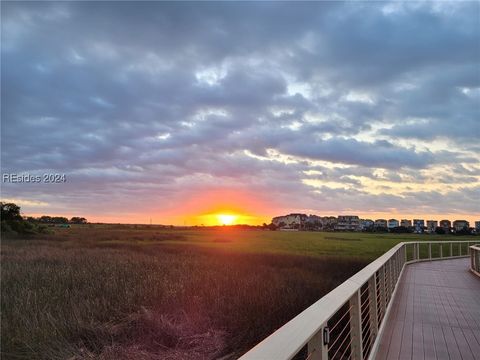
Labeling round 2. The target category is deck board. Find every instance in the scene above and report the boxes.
[376,258,480,360]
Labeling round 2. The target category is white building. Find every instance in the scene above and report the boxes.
[400,219,412,228]
[374,219,388,229]
[413,219,425,233]
[360,219,374,231]
[388,219,399,229]
[453,220,469,232]
[335,215,360,231]
[271,213,308,229]
[426,220,438,233]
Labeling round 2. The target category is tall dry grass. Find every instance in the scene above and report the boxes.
[1,229,367,359]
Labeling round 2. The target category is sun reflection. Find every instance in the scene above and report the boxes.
[217,214,237,225]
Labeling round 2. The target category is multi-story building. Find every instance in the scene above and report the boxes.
[305,215,323,230]
[335,215,360,231]
[272,213,308,229]
[452,220,469,232]
[400,219,412,228]
[388,219,399,229]
[475,221,480,233]
[321,216,338,231]
[426,220,438,233]
[440,220,451,232]
[413,219,425,233]
[374,219,388,229]
[360,219,374,231]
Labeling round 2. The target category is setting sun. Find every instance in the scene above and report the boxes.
[217,214,237,225]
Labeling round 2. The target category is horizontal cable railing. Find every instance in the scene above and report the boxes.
[470,245,480,277]
[239,240,478,360]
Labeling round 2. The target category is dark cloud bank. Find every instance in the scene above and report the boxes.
[1,1,479,220]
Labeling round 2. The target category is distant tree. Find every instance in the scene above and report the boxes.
[1,202,50,235]
[1,202,22,222]
[455,228,472,236]
[435,227,446,235]
[39,216,52,223]
[390,226,411,234]
[53,217,68,224]
[268,223,277,231]
[70,217,87,224]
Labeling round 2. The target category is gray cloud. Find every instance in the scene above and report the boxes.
[2,1,479,220]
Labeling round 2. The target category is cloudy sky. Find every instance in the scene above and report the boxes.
[2,1,479,224]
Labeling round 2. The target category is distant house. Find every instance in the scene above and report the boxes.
[453,220,469,232]
[360,219,374,231]
[271,213,308,229]
[426,220,438,233]
[400,219,412,228]
[475,221,480,233]
[335,215,360,231]
[440,220,451,232]
[413,219,425,233]
[374,219,388,229]
[388,219,399,229]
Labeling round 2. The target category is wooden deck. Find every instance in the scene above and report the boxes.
[376,258,480,360]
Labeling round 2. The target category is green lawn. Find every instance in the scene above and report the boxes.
[69,225,478,260]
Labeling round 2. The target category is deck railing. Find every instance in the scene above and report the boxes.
[470,245,480,277]
[239,240,478,360]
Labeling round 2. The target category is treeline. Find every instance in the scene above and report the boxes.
[1,202,87,235]
[25,216,87,224]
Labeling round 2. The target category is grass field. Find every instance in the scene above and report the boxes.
[1,226,477,359]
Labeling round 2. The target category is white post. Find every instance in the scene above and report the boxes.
[349,290,363,360]
[368,275,379,338]
[440,243,443,258]
[379,266,386,317]
[307,324,328,360]
[428,243,432,259]
[450,242,453,257]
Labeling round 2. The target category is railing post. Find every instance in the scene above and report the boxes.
[428,243,432,259]
[379,266,386,316]
[450,242,453,257]
[440,243,443,258]
[307,324,328,360]
[349,290,363,360]
[415,243,420,260]
[368,275,378,338]
[404,244,408,262]
[472,250,475,271]
[459,243,462,256]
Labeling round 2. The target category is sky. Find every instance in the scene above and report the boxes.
[1,1,479,225]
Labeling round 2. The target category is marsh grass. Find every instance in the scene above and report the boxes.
[1,229,367,359]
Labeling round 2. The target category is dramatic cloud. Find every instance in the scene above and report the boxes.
[1,1,479,223]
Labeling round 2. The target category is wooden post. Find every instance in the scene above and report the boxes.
[450,242,453,257]
[440,243,443,258]
[416,243,420,260]
[349,290,363,360]
[428,243,432,260]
